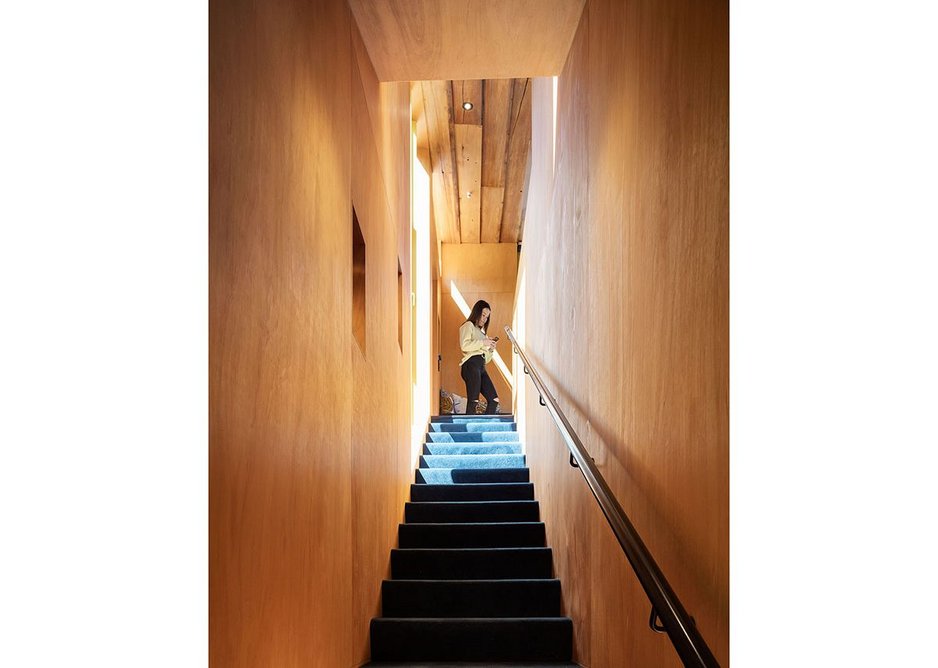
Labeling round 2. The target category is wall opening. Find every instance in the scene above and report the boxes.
[352,207,366,355]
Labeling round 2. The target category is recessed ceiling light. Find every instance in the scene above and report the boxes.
[462,101,473,111]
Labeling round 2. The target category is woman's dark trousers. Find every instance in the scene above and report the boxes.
[460,354,498,414]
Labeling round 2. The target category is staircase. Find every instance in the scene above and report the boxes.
[366,414,577,666]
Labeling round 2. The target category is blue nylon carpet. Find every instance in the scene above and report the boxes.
[366,414,578,667]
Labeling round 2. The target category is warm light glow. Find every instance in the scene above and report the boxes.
[552,76,558,174]
[411,129,432,461]
[490,350,514,390]
[449,280,514,391]
[462,101,473,111]
[512,259,527,441]
[449,280,471,318]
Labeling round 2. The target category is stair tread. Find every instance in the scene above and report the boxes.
[400,521,544,525]
[366,663,578,667]
[362,661,583,668]
[407,500,538,505]
[373,617,573,622]
[393,547,550,552]
[384,578,560,584]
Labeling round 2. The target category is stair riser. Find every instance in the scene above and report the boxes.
[420,455,525,469]
[427,432,520,443]
[415,468,530,484]
[422,444,522,456]
[430,415,515,423]
[430,423,518,433]
[409,483,534,501]
[381,580,562,618]
[405,501,539,523]
[398,523,545,548]
[391,549,553,580]
[370,619,573,662]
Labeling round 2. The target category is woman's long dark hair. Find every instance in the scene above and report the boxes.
[466,300,492,333]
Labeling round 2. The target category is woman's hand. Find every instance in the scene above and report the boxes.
[484,337,497,350]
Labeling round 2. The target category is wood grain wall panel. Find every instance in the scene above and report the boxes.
[452,79,483,125]
[421,80,460,243]
[348,0,587,81]
[350,18,413,666]
[501,79,532,243]
[455,124,483,243]
[210,1,412,665]
[518,1,728,666]
[480,186,505,243]
[524,15,593,660]
[481,79,512,189]
[440,243,518,410]
[352,27,411,253]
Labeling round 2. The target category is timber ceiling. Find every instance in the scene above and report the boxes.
[413,78,531,245]
[348,0,586,82]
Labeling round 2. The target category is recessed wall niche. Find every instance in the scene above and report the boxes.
[352,207,366,354]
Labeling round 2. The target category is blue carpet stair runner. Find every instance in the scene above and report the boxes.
[366,414,578,667]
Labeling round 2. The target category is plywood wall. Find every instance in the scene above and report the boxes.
[440,243,518,412]
[519,1,729,666]
[209,0,412,665]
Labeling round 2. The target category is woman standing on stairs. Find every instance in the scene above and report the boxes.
[459,300,500,415]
